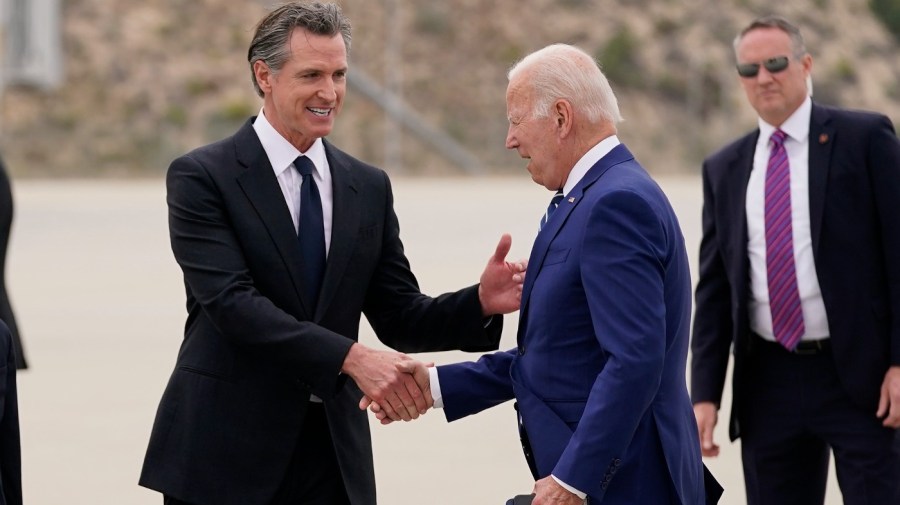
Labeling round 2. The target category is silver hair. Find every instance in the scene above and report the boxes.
[507,44,622,125]
[733,15,807,60]
[247,2,352,98]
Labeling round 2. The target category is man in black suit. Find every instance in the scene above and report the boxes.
[0,321,20,505]
[139,3,523,505]
[0,157,25,370]
[690,15,900,505]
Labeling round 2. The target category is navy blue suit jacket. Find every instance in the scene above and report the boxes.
[691,103,900,440]
[439,145,707,503]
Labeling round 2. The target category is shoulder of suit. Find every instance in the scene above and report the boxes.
[813,102,892,128]
[322,139,390,181]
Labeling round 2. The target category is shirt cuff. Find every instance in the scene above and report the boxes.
[552,475,587,500]
[429,366,444,409]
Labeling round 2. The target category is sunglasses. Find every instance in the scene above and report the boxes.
[736,56,790,78]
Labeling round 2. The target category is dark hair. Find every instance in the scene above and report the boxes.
[734,15,807,60]
[247,2,352,97]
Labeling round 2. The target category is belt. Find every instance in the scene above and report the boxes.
[754,333,831,355]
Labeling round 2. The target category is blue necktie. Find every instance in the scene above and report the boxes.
[294,156,326,309]
[539,189,564,231]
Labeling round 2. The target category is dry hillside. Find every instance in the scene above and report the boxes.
[1,0,898,176]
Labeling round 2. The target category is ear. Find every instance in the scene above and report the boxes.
[554,99,574,138]
[253,60,273,94]
[801,53,813,75]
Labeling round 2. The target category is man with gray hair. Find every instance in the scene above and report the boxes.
[367,43,721,504]
[138,2,524,504]
[691,14,900,505]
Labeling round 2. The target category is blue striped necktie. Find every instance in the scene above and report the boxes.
[539,190,564,231]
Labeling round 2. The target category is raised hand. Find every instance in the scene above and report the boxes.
[341,343,431,422]
[478,233,527,316]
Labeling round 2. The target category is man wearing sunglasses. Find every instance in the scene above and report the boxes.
[690,14,900,505]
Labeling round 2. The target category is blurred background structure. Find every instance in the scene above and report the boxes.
[0,0,898,177]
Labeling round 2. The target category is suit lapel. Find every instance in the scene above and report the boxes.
[808,103,834,255]
[233,119,314,316]
[519,144,634,314]
[315,141,360,319]
[725,132,756,316]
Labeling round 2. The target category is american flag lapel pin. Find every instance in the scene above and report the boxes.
[568,197,575,203]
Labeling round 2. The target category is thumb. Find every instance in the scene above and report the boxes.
[491,233,512,264]
[395,360,420,374]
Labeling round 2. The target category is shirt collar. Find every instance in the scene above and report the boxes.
[563,135,621,195]
[253,108,327,178]
[757,95,811,145]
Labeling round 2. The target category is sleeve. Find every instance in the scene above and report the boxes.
[690,160,736,406]
[362,171,502,353]
[868,115,900,365]
[436,349,517,421]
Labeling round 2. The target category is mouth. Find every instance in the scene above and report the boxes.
[308,107,333,117]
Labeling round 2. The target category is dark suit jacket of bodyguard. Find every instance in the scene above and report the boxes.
[691,103,900,441]
[139,118,502,505]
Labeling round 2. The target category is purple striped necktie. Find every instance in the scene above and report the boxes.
[765,129,805,350]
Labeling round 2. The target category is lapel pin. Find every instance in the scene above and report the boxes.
[568,197,575,203]
[819,133,829,144]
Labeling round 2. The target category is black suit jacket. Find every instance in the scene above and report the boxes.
[0,159,25,370]
[0,321,21,505]
[691,103,900,440]
[139,119,501,505]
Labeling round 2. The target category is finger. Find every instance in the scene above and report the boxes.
[876,387,889,418]
[379,396,403,422]
[391,382,418,421]
[400,373,427,417]
[359,395,372,410]
[491,233,512,264]
[395,360,432,410]
[409,362,433,410]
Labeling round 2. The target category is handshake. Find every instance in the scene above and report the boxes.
[342,343,434,423]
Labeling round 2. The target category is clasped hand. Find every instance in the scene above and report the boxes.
[359,360,430,425]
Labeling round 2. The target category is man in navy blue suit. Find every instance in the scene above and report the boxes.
[690,15,900,505]
[368,43,719,504]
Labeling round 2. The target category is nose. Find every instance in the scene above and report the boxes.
[318,78,338,101]
[755,67,775,84]
[505,127,517,150]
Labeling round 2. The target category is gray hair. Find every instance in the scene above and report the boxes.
[247,2,352,97]
[507,44,623,125]
[733,15,807,60]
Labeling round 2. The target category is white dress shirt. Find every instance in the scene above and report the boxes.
[252,108,334,255]
[429,135,622,500]
[745,96,829,341]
